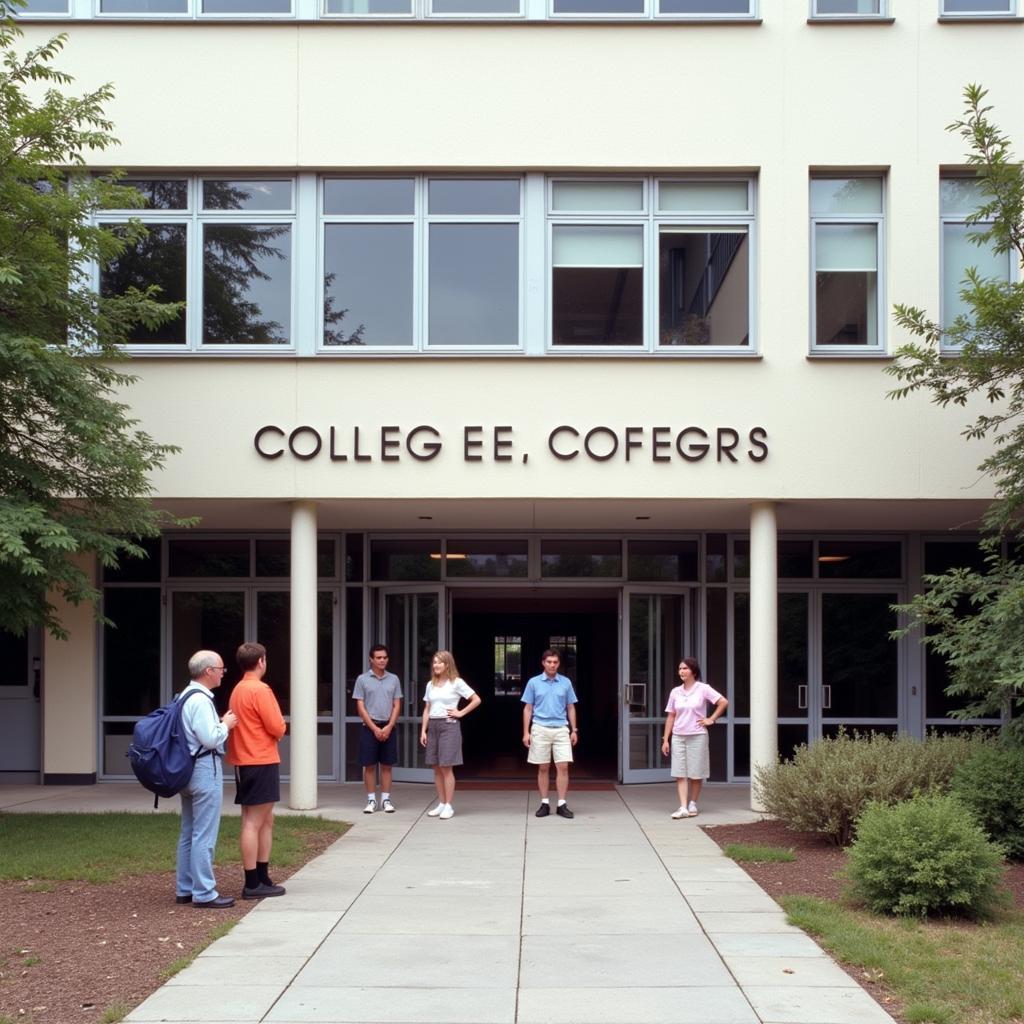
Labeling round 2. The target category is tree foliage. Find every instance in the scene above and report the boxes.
[0,5,185,638]
[887,85,1024,740]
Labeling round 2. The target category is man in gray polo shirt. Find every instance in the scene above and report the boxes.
[353,644,403,813]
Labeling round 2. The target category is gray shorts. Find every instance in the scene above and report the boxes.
[425,718,463,767]
[671,732,710,780]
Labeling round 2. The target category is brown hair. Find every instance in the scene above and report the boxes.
[679,656,702,681]
[236,642,267,672]
[431,650,460,682]
[541,649,561,664]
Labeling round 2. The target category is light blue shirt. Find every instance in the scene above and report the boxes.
[521,673,578,727]
[177,682,228,757]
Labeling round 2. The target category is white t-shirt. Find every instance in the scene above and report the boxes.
[423,678,475,719]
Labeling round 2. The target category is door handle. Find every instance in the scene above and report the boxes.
[822,685,832,710]
[797,684,808,710]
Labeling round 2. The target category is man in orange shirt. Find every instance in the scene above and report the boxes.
[227,642,287,900]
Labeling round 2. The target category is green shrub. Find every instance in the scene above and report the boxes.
[951,743,1024,860]
[846,793,1006,918]
[753,729,989,846]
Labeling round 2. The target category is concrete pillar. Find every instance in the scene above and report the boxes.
[289,501,318,810]
[749,501,778,812]
[42,554,98,784]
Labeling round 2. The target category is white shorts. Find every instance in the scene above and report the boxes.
[671,732,710,780]
[527,724,573,765]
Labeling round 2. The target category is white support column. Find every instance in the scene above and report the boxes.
[289,501,318,810]
[749,501,778,812]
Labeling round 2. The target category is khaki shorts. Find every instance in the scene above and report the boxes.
[527,724,573,765]
[671,732,710,780]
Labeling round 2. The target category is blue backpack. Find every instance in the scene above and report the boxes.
[127,688,215,807]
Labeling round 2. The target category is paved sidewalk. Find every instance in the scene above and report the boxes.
[52,785,894,1024]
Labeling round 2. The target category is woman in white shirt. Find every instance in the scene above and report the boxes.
[419,650,482,819]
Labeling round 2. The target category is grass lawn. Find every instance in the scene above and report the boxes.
[0,812,349,883]
[783,894,1024,1024]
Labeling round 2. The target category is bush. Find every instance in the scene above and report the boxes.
[951,743,1024,860]
[846,793,1006,918]
[753,729,989,845]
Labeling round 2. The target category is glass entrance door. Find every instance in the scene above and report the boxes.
[378,586,444,782]
[735,588,900,770]
[622,588,689,783]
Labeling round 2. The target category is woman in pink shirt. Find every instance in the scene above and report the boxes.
[661,657,728,819]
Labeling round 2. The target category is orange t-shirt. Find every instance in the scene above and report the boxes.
[227,674,287,765]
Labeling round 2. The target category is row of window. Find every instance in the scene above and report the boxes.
[15,0,1023,19]
[95,173,1013,355]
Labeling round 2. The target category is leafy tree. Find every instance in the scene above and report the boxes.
[887,85,1024,740]
[0,5,186,638]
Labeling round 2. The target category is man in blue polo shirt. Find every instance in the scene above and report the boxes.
[521,649,579,819]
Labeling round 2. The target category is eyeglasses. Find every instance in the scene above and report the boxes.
[207,665,227,673]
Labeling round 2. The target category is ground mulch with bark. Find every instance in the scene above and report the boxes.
[702,819,1024,1024]
[0,830,343,1024]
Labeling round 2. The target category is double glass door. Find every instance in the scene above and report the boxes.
[377,586,444,782]
[735,588,901,767]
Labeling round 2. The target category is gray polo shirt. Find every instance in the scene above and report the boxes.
[353,670,403,722]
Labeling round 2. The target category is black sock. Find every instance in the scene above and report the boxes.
[257,861,273,886]
[244,867,260,889]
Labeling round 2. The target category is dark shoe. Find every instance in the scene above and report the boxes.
[535,802,550,817]
[193,896,235,909]
[556,803,574,819]
[242,883,286,900]
[175,895,192,905]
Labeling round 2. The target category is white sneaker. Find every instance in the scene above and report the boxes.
[688,801,699,816]
[439,804,454,820]
[671,806,690,819]
[382,798,396,813]
[363,798,377,814]
[427,803,444,817]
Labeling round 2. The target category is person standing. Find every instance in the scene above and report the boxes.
[353,644,403,814]
[521,649,578,819]
[176,650,238,909]
[420,650,482,820]
[660,657,728,819]
[227,642,287,899]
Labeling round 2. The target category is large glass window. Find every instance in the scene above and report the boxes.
[322,177,521,350]
[810,176,883,351]
[940,176,1013,344]
[550,176,754,351]
[98,177,294,348]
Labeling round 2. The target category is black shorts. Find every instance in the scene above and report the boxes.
[234,763,281,806]
[358,722,398,767]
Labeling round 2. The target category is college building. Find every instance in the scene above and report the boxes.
[2,0,1021,805]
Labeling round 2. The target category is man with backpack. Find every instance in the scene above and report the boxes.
[175,650,238,909]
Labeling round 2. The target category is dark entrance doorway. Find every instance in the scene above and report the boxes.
[451,591,619,780]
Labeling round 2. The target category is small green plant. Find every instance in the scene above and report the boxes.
[101,1003,129,1024]
[753,729,989,845]
[951,742,1024,860]
[723,843,796,863]
[22,956,40,967]
[846,793,1006,918]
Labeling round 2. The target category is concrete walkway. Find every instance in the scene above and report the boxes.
[0,783,898,1024]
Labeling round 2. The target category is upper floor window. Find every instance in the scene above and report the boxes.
[321,177,521,350]
[18,0,70,12]
[940,176,1013,346]
[550,0,754,16]
[97,0,291,12]
[941,0,1016,15]
[98,178,294,349]
[810,0,885,16]
[549,177,754,352]
[810,175,884,353]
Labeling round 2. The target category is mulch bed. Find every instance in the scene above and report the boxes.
[702,819,1024,1024]
[0,831,342,1024]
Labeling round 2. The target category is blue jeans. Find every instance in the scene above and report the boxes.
[176,753,223,902]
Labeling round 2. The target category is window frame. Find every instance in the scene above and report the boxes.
[939,0,1017,17]
[93,0,297,18]
[547,174,757,355]
[547,0,757,19]
[96,175,299,353]
[938,174,1015,350]
[809,173,886,355]
[809,0,887,18]
[318,175,525,353]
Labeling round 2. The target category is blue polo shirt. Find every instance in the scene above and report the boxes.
[521,673,578,727]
